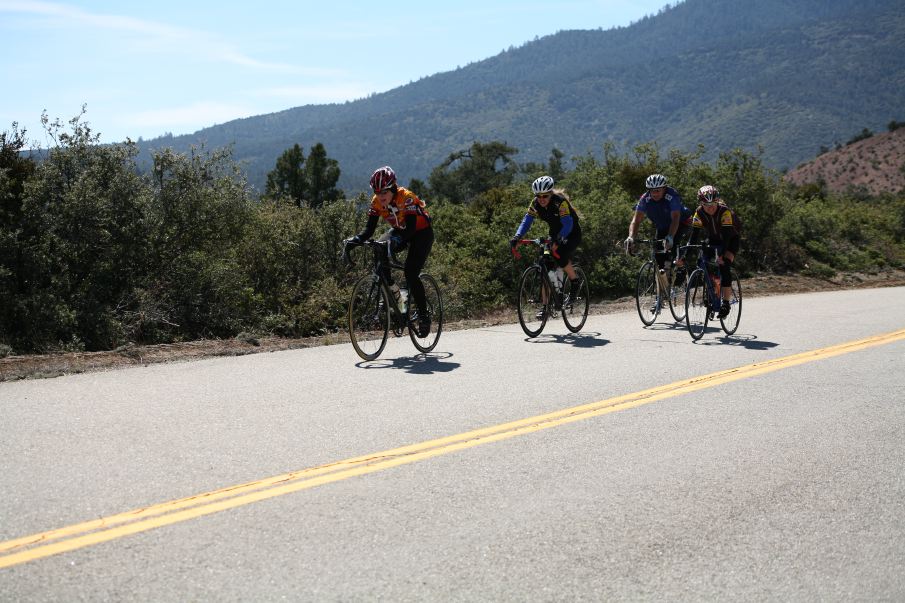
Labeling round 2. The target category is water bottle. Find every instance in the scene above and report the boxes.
[548,269,558,291]
[399,287,408,314]
[554,268,564,290]
[389,283,405,313]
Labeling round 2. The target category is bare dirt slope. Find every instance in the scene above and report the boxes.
[784,127,905,196]
[2,270,904,382]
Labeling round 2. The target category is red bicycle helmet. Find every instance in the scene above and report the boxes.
[370,166,397,192]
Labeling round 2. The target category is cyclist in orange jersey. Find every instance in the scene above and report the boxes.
[350,166,434,337]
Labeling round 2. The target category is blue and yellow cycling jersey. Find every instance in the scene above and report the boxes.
[515,193,581,241]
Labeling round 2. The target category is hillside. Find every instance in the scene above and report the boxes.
[136,0,905,193]
[784,128,905,196]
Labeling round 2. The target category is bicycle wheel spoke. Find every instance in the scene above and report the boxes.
[562,267,589,333]
[635,261,658,326]
[409,273,443,353]
[349,278,389,360]
[720,268,743,335]
[685,269,709,340]
[668,266,688,322]
[518,266,548,337]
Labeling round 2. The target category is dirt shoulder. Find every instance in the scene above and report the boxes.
[2,269,904,382]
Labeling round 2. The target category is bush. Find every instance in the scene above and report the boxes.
[4,122,904,353]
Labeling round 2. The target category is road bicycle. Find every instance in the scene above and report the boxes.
[681,243,743,340]
[342,239,443,360]
[511,237,590,337]
[631,238,688,326]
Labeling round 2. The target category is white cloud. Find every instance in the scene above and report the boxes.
[0,1,300,72]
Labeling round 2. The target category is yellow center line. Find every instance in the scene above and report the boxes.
[2,328,904,569]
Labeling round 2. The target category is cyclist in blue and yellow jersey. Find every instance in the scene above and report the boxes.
[349,166,434,337]
[624,173,693,270]
[509,175,583,290]
[680,185,742,318]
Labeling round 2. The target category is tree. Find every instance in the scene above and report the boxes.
[265,144,306,205]
[428,140,519,203]
[265,143,342,208]
[304,142,342,209]
[547,147,566,182]
[0,123,37,351]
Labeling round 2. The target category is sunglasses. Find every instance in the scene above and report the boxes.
[701,200,718,206]
[536,193,551,199]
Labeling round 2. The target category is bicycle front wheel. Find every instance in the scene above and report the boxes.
[562,266,589,333]
[517,265,549,337]
[408,273,443,353]
[635,261,658,326]
[349,276,390,360]
[685,269,709,341]
[668,265,688,323]
[720,268,743,335]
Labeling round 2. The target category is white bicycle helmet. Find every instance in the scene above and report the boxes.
[697,185,720,203]
[645,173,668,189]
[531,175,555,195]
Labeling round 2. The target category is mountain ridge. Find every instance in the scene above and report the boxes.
[136,0,905,193]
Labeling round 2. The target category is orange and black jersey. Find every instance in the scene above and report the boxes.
[358,186,432,241]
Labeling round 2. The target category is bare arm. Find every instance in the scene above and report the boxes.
[628,210,645,239]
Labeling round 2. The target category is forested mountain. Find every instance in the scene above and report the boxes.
[136,0,905,193]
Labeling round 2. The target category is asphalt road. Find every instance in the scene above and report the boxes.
[2,287,904,600]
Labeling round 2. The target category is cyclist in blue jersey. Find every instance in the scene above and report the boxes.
[624,173,693,271]
[509,175,583,290]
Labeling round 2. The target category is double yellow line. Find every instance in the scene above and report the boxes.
[3,328,904,569]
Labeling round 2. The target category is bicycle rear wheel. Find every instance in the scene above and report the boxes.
[408,273,443,353]
[685,269,709,341]
[349,276,390,360]
[561,266,589,333]
[635,261,658,326]
[517,265,549,337]
[668,265,688,323]
[720,267,743,335]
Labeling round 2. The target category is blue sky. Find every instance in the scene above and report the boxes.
[2,1,670,146]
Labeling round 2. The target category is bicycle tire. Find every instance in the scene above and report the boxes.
[685,269,709,340]
[562,266,590,333]
[349,275,390,360]
[408,273,444,353]
[635,261,659,326]
[517,265,549,337]
[720,267,743,335]
[668,265,688,323]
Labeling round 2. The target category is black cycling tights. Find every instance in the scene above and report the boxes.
[379,228,434,315]
[719,255,734,288]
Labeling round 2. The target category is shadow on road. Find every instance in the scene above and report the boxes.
[643,321,687,332]
[694,331,779,350]
[525,332,610,348]
[355,351,461,373]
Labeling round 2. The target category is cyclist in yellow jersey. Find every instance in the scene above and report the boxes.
[679,185,741,318]
[350,166,434,337]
